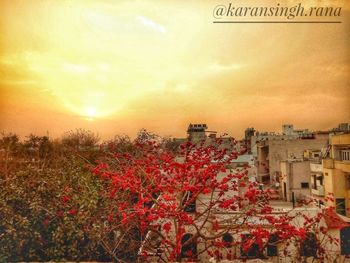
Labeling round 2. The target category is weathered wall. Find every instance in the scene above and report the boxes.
[268,138,329,180]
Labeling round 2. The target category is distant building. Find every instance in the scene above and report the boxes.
[280,160,311,202]
[187,123,208,142]
[331,123,350,133]
[251,124,327,158]
[256,137,328,184]
[243,127,255,153]
[140,127,350,262]
[282,124,294,136]
[181,124,238,151]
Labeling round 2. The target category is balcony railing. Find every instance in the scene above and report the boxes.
[341,150,350,161]
[311,185,325,196]
[310,163,323,173]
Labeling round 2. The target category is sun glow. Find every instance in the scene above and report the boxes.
[1,0,349,138]
[85,106,97,118]
[1,1,176,120]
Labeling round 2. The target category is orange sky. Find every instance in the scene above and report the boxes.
[1,0,349,140]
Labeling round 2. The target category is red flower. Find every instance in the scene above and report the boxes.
[163,222,172,234]
[56,210,64,217]
[43,218,50,227]
[121,212,128,225]
[62,195,70,203]
[67,209,77,216]
[107,214,114,222]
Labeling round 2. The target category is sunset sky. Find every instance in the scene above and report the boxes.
[1,0,349,140]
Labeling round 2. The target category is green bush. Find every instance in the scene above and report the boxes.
[0,156,113,262]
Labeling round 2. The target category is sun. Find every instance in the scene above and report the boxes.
[85,106,97,118]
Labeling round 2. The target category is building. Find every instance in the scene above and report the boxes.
[138,128,350,262]
[280,159,311,202]
[187,123,208,142]
[323,133,350,217]
[256,135,329,184]
[331,123,350,133]
[140,197,350,262]
[181,124,239,152]
[251,124,316,158]
[310,159,325,202]
[243,127,255,153]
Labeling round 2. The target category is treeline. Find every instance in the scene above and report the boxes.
[0,129,180,262]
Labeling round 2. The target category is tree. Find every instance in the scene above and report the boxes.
[61,129,101,163]
[0,132,19,151]
[0,132,20,179]
[23,134,53,159]
[92,136,345,262]
[62,129,100,150]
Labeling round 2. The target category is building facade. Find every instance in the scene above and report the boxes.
[280,160,311,202]
[323,133,350,217]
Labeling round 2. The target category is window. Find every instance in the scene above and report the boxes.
[240,234,264,258]
[267,234,278,257]
[318,175,323,186]
[312,175,317,190]
[222,233,233,247]
[300,232,317,257]
[301,182,309,189]
[182,191,196,213]
[181,233,197,258]
[340,226,350,255]
[336,198,346,216]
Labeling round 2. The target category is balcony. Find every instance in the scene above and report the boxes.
[341,150,350,161]
[311,185,325,196]
[334,160,350,173]
[310,162,323,173]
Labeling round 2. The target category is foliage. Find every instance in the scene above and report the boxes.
[0,155,114,262]
[62,128,100,150]
[92,137,345,262]
[0,130,348,262]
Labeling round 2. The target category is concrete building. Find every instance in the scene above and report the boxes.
[141,196,350,262]
[282,124,294,136]
[280,160,311,202]
[139,129,350,262]
[251,132,297,158]
[243,127,255,153]
[251,124,316,158]
[256,136,329,184]
[323,133,350,217]
[187,123,208,142]
[310,162,325,201]
[331,123,350,133]
[181,124,239,152]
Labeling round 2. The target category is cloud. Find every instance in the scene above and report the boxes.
[62,63,90,74]
[136,16,166,34]
[208,63,244,73]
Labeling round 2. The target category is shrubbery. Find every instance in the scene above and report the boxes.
[0,157,113,261]
[0,130,138,262]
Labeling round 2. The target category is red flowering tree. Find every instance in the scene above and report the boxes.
[92,134,346,262]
